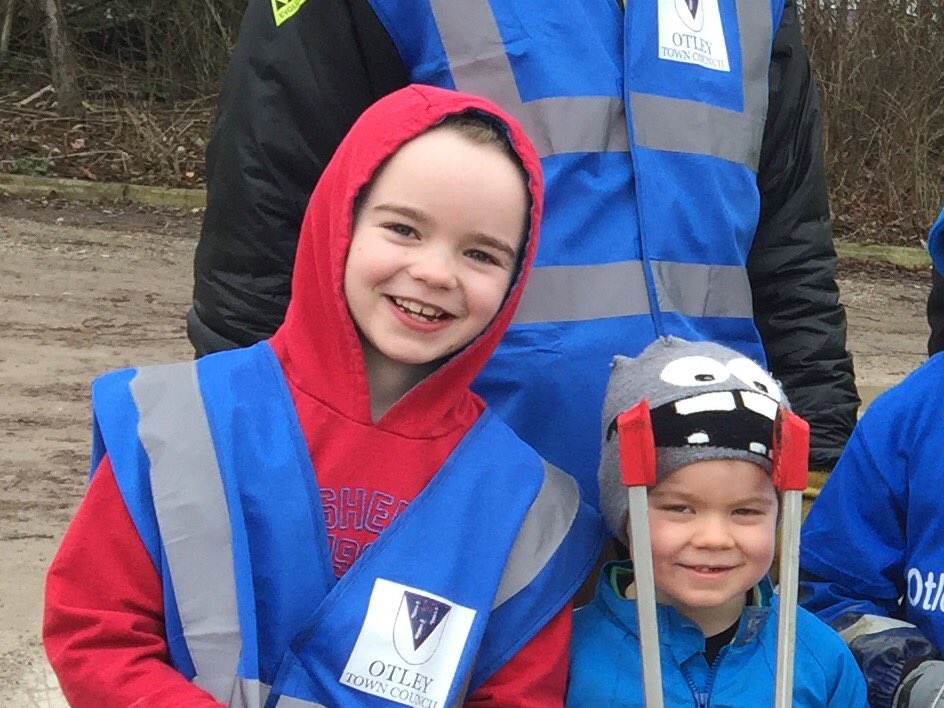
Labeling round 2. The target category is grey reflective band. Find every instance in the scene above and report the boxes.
[493,461,579,608]
[518,96,629,156]
[130,363,242,704]
[512,260,752,324]
[429,0,628,157]
[274,694,329,708]
[839,614,917,644]
[430,0,771,165]
[513,261,648,324]
[233,677,270,708]
[630,93,763,169]
[630,0,771,170]
[236,678,328,708]
[652,260,753,318]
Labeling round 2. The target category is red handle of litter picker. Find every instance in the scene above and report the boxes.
[617,400,657,488]
[771,408,810,492]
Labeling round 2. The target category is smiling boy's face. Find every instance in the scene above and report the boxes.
[641,458,778,632]
[344,126,528,372]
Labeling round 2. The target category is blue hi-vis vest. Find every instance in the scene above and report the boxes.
[90,343,603,708]
[365,0,784,506]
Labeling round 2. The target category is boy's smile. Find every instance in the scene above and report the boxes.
[638,458,778,635]
[388,296,453,324]
[344,127,528,374]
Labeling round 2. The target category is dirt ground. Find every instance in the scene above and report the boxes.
[0,196,933,704]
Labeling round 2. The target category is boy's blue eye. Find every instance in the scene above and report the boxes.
[385,222,416,237]
[467,249,501,266]
[659,504,691,514]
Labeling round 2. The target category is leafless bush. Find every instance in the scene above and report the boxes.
[2,0,245,98]
[1,0,941,230]
[801,0,944,231]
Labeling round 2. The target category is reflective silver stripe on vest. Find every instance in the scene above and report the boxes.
[513,261,648,324]
[130,363,242,705]
[512,260,752,324]
[233,677,270,708]
[430,0,770,165]
[429,0,628,157]
[232,678,328,708]
[234,676,327,707]
[492,461,579,608]
[630,0,771,170]
[630,93,763,169]
[838,614,917,644]
[274,694,329,708]
[652,260,753,318]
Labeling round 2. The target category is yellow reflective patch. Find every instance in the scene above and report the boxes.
[271,0,307,26]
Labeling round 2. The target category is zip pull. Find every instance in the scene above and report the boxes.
[694,691,709,708]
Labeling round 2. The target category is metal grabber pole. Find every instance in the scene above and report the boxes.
[771,408,810,708]
[616,401,664,708]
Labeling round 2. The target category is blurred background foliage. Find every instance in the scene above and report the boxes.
[0,0,941,234]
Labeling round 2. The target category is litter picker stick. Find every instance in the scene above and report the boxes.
[617,402,664,708]
[771,408,810,708]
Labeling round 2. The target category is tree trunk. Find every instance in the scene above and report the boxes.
[1,0,15,60]
[40,0,83,116]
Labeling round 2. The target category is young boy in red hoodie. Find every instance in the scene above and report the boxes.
[43,85,601,708]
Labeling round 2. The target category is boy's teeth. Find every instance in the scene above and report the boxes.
[393,297,445,319]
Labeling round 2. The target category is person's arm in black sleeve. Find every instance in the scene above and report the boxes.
[927,269,944,355]
[190,0,409,354]
[747,0,859,471]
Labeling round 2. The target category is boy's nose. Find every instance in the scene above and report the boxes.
[691,517,736,549]
[407,250,458,289]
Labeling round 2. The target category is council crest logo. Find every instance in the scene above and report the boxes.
[341,578,477,708]
[393,591,452,664]
[658,0,730,72]
[676,0,705,32]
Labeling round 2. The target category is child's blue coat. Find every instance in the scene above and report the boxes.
[568,562,867,707]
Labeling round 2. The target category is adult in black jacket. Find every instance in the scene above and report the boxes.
[928,271,944,355]
[190,0,858,478]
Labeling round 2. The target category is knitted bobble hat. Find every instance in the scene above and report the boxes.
[598,337,789,545]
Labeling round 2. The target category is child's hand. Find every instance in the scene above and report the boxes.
[894,660,944,707]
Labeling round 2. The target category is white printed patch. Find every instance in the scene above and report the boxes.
[341,578,476,708]
[907,567,944,612]
[658,0,730,72]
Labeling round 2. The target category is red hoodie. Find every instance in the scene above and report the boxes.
[44,85,571,707]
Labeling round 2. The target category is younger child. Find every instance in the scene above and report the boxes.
[44,85,601,707]
[567,337,866,706]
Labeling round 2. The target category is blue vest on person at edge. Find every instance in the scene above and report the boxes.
[89,343,602,708]
[365,0,785,506]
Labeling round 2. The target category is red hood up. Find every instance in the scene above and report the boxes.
[270,85,543,437]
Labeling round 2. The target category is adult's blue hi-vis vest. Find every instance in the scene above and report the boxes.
[89,343,602,708]
[363,0,784,506]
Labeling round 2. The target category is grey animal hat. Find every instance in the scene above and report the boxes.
[599,337,788,544]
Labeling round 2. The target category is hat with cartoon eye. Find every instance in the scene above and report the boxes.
[598,336,788,544]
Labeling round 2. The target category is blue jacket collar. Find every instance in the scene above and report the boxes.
[594,561,775,664]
